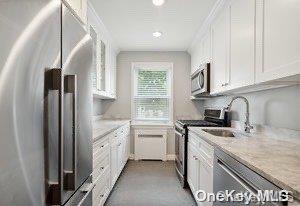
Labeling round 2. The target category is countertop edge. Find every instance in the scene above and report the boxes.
[93,120,131,142]
[188,127,300,201]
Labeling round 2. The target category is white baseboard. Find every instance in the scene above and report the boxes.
[129,154,175,161]
[129,154,135,160]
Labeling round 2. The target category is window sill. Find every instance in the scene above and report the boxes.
[131,120,174,128]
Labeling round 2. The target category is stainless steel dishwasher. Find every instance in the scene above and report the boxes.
[213,148,289,206]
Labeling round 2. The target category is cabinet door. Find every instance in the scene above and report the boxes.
[211,7,229,94]
[227,0,255,90]
[117,139,123,172]
[110,141,118,187]
[256,0,300,83]
[191,43,202,74]
[110,49,117,98]
[198,154,213,206]
[187,143,199,194]
[123,135,130,163]
[120,137,126,168]
[202,31,211,64]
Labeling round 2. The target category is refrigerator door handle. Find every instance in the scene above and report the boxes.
[64,75,77,190]
[45,68,63,205]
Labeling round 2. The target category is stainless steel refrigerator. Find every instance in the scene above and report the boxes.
[0,0,94,205]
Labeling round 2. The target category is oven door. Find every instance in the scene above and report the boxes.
[175,128,185,180]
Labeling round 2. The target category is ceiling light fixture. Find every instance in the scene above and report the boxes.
[153,31,162,38]
[152,0,165,6]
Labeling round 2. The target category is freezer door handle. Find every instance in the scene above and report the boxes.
[45,68,63,205]
[64,75,77,190]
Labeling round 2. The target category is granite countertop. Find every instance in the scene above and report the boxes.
[189,126,300,200]
[93,119,131,142]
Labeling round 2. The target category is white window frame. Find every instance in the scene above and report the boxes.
[131,62,173,123]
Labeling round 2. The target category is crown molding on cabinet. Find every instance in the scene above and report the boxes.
[87,1,120,54]
[187,0,227,54]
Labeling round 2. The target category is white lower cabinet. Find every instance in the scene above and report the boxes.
[110,137,119,187]
[198,154,213,206]
[188,132,213,206]
[93,123,130,206]
[187,142,199,194]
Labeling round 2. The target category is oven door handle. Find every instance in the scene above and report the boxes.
[175,130,184,137]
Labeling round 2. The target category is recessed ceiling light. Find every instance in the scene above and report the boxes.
[152,0,165,6]
[153,31,162,38]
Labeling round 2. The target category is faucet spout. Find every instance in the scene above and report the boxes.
[227,96,253,133]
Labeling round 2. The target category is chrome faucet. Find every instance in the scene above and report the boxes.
[226,96,253,133]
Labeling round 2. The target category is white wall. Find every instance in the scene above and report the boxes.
[93,99,112,116]
[201,85,300,131]
[102,51,203,154]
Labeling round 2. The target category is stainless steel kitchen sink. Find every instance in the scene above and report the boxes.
[203,129,236,137]
[203,128,252,138]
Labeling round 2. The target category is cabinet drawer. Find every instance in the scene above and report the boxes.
[93,153,110,180]
[93,145,109,169]
[93,169,110,206]
[93,137,109,158]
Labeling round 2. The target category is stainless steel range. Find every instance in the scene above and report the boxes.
[174,108,231,188]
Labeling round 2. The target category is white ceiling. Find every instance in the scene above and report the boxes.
[90,0,217,51]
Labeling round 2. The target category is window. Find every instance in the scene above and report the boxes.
[132,62,173,122]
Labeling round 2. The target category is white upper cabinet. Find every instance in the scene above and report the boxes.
[190,0,300,95]
[190,30,211,75]
[64,0,87,24]
[191,42,202,75]
[255,0,300,83]
[210,7,229,94]
[87,3,118,99]
[201,31,211,65]
[227,0,255,90]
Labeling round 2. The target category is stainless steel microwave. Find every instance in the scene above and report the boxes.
[191,63,210,96]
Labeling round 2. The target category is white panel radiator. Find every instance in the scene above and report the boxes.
[134,129,167,161]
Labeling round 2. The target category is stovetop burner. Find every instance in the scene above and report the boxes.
[176,119,219,127]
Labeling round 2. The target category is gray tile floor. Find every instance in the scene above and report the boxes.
[105,160,197,206]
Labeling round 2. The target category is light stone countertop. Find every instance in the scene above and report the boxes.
[188,126,300,201]
[93,119,131,142]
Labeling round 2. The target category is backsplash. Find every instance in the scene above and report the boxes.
[201,85,300,131]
